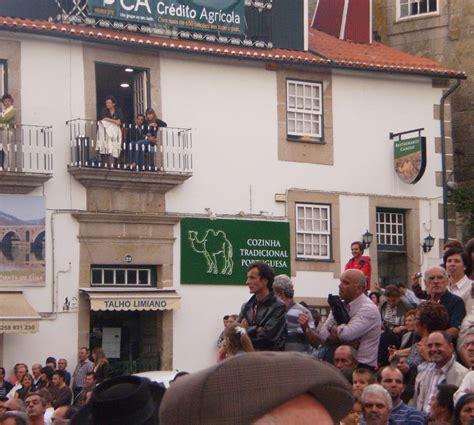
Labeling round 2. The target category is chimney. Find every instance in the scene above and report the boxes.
[311,0,372,44]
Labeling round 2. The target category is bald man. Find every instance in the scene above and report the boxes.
[424,266,465,339]
[319,269,381,369]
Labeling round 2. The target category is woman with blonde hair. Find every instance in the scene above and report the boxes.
[223,322,254,358]
[92,347,109,383]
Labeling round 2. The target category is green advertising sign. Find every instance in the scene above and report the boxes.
[181,218,291,285]
[394,136,427,184]
[88,0,245,35]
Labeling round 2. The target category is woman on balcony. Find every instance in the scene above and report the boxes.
[140,107,167,171]
[97,96,123,167]
[0,94,16,169]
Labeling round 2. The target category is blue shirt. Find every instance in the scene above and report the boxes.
[391,401,425,425]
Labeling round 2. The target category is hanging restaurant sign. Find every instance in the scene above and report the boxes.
[88,0,246,35]
[391,129,427,184]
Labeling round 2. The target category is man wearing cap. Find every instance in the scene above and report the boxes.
[160,351,353,425]
[238,262,287,351]
[273,274,318,353]
[319,269,381,369]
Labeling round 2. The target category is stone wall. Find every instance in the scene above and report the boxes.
[374,0,474,189]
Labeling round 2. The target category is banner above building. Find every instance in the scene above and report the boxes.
[181,217,291,285]
[88,0,246,35]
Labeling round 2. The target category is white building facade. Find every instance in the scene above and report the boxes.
[0,4,465,373]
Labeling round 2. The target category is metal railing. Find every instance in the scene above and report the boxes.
[67,119,193,174]
[108,356,161,377]
[0,124,53,173]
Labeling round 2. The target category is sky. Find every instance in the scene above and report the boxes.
[0,195,45,221]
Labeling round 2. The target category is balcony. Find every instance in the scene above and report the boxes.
[67,119,193,193]
[0,124,53,194]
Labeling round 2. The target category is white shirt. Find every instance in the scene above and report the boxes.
[6,382,21,400]
[454,370,474,406]
[448,275,473,309]
[44,406,54,425]
[319,293,381,367]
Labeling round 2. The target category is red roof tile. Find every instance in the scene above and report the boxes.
[0,16,465,79]
[309,29,464,77]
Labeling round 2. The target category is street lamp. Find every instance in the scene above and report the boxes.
[362,230,373,250]
[422,234,435,253]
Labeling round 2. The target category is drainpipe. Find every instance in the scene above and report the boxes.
[440,79,461,243]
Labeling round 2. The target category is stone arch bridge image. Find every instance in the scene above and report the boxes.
[0,225,45,248]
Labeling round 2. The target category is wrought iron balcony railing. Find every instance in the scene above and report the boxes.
[0,124,53,174]
[67,119,193,174]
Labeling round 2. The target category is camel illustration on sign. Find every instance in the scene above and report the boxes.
[188,229,234,275]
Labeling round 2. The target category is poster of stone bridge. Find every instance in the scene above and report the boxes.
[0,195,45,286]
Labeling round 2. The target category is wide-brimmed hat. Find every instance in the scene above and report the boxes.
[71,375,165,425]
[160,351,353,425]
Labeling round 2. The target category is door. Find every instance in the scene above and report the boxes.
[376,208,408,287]
[133,71,148,117]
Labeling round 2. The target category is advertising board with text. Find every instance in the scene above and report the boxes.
[181,218,291,285]
[88,0,245,34]
[394,135,427,184]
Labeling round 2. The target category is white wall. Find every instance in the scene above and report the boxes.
[1,34,87,373]
[161,55,445,371]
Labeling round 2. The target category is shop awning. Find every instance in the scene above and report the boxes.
[0,291,41,334]
[80,288,181,312]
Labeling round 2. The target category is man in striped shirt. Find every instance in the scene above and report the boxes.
[378,366,424,424]
[273,275,318,353]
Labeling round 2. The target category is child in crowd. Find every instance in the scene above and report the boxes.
[352,368,376,400]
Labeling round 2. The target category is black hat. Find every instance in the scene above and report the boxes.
[71,375,166,425]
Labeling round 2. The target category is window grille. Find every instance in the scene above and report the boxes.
[376,210,405,248]
[287,80,323,138]
[296,203,331,260]
[399,0,437,18]
[91,266,155,286]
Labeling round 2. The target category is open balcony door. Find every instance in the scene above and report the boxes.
[133,71,148,117]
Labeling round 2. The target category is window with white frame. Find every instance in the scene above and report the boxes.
[296,203,331,259]
[399,0,437,19]
[286,80,323,139]
[376,210,405,248]
[91,266,156,286]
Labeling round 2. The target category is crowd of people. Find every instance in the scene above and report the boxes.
[0,347,110,425]
[1,236,474,424]
[213,237,474,425]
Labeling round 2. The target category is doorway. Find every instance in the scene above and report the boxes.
[90,310,160,374]
[376,208,408,288]
[95,63,150,124]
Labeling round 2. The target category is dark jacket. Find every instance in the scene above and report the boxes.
[428,290,466,330]
[238,292,287,351]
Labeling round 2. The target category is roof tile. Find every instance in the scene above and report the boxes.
[0,16,465,78]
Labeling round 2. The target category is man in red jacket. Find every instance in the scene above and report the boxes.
[345,241,371,291]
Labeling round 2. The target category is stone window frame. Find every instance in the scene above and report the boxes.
[396,0,439,21]
[287,190,340,277]
[295,202,332,261]
[368,196,421,288]
[277,69,333,165]
[286,79,324,141]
